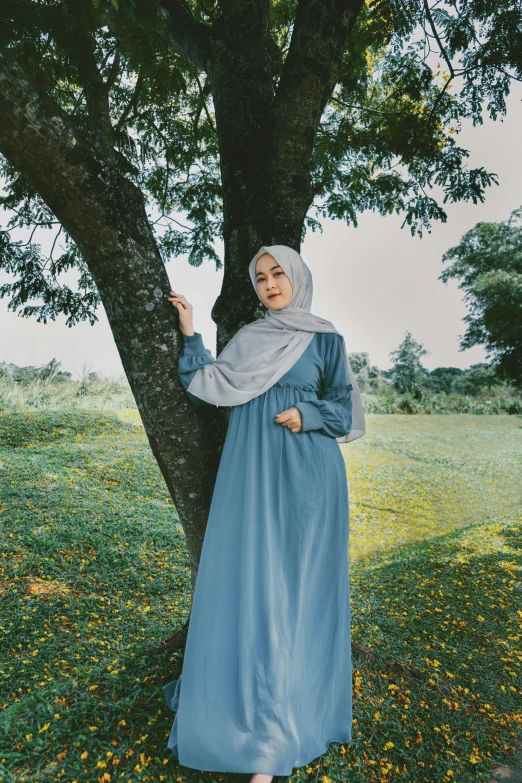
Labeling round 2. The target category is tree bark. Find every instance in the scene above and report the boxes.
[0,50,227,596]
[204,0,364,351]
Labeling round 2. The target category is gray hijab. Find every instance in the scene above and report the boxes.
[186,244,365,444]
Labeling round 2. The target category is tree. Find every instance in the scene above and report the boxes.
[38,357,69,382]
[388,331,429,397]
[424,366,463,394]
[451,363,499,397]
[0,0,521,640]
[440,205,522,390]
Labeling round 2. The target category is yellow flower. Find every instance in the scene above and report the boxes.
[81,751,88,760]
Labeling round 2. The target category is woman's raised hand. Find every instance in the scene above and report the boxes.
[168,291,195,336]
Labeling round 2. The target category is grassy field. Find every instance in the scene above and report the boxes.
[0,410,521,783]
[343,413,522,561]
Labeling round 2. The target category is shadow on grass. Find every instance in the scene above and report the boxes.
[1,514,521,783]
[0,410,140,449]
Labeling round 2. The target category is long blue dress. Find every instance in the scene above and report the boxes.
[163,330,354,776]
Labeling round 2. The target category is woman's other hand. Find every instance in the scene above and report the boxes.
[168,291,195,336]
[275,407,302,433]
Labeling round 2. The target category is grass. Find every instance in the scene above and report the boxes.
[0,409,521,783]
[343,413,522,561]
[348,514,522,782]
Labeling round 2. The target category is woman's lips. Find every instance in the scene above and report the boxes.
[268,294,279,299]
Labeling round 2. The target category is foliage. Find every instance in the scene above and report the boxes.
[0,360,133,411]
[440,205,522,389]
[2,352,521,414]
[0,0,521,322]
[0,358,72,384]
[365,392,522,415]
[423,365,463,394]
[450,363,498,396]
[387,330,429,396]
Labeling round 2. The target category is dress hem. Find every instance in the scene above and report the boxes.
[163,676,352,775]
[164,735,352,776]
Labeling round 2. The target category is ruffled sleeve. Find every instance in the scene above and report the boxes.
[178,332,215,407]
[294,333,353,438]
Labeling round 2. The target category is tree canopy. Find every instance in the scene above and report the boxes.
[1,0,521,328]
[440,205,522,389]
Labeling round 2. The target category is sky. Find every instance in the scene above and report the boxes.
[1,84,521,381]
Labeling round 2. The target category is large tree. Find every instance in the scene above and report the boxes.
[1,0,521,644]
[440,205,522,390]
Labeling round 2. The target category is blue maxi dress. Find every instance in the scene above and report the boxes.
[163,330,354,776]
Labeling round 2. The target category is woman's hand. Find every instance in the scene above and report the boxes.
[168,291,195,336]
[275,407,302,433]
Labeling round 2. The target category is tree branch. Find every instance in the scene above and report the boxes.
[156,0,212,72]
[0,48,140,280]
[268,0,365,216]
[104,48,121,95]
[115,74,144,132]
[331,96,393,117]
[193,73,215,132]
[62,0,115,160]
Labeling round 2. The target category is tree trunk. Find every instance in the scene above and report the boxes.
[205,0,364,352]
[0,50,227,598]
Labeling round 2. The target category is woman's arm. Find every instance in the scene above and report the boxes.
[178,332,215,407]
[168,290,215,407]
[294,334,353,438]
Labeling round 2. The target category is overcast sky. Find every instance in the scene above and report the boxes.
[2,84,521,380]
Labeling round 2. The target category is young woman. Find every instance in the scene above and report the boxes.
[164,244,365,783]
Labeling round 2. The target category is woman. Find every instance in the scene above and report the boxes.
[164,244,365,782]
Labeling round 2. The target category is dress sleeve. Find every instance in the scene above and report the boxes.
[178,332,215,408]
[294,334,353,438]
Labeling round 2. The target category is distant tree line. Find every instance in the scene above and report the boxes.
[0,358,101,384]
[382,331,511,399]
[0,358,73,384]
[2,332,519,406]
[343,330,522,414]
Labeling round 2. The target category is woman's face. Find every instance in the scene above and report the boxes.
[255,253,293,310]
